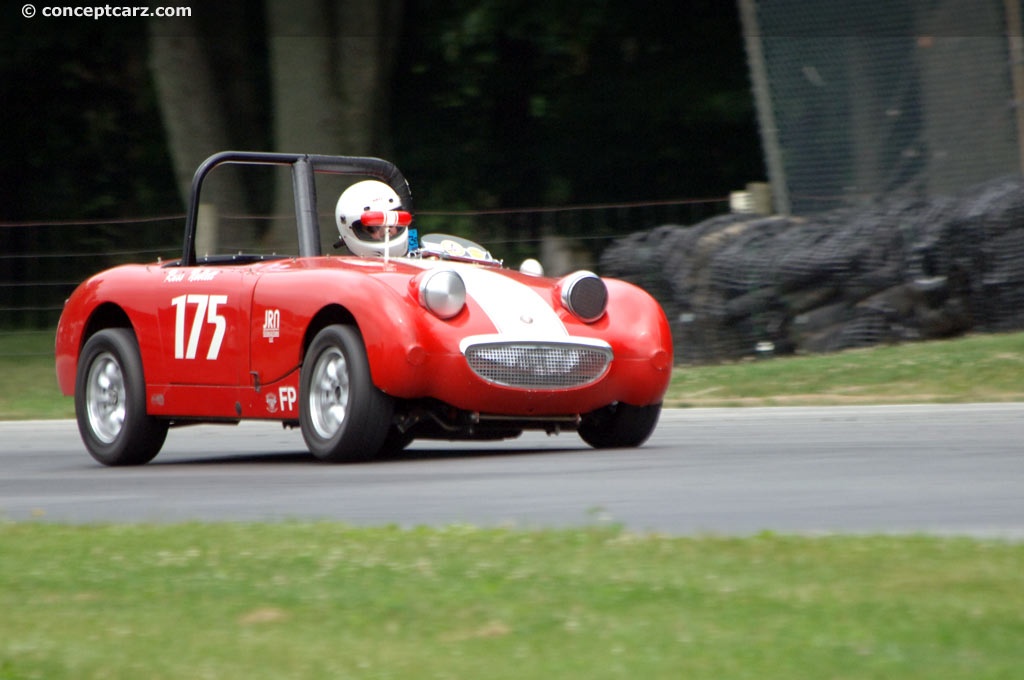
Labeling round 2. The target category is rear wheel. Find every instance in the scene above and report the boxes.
[578,402,662,449]
[300,325,393,462]
[75,328,168,466]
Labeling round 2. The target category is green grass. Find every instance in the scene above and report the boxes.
[7,329,1024,419]
[667,331,1024,406]
[1,523,1022,680]
[4,332,1024,678]
[0,330,73,420]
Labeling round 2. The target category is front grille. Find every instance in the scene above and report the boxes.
[464,341,612,389]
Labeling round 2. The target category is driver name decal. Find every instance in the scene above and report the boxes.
[164,268,221,283]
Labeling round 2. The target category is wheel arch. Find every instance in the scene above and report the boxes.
[301,304,359,360]
[57,302,136,396]
[82,302,134,347]
[298,295,423,397]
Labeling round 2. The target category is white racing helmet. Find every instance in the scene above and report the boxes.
[335,180,410,258]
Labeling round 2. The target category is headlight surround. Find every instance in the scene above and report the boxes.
[417,269,466,319]
[559,270,608,323]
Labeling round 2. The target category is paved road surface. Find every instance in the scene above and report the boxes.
[1,404,1022,537]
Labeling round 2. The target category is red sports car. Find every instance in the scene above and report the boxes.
[55,152,673,465]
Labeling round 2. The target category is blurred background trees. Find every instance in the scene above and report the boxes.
[0,0,763,326]
[1,0,761,224]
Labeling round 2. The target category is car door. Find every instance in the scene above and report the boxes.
[154,266,253,387]
[245,262,306,419]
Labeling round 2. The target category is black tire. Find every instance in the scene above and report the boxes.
[578,402,662,449]
[299,325,394,462]
[75,328,168,466]
[378,426,415,457]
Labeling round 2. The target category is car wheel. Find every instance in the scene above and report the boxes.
[75,328,168,466]
[300,324,394,462]
[377,426,415,458]
[578,402,662,449]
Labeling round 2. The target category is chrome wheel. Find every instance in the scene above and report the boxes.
[309,346,351,439]
[85,351,126,444]
[75,328,167,466]
[299,325,394,462]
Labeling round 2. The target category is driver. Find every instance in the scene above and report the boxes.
[335,180,409,257]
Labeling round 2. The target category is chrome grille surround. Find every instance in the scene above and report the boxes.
[463,339,613,389]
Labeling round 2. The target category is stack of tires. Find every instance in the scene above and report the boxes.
[601,176,1024,364]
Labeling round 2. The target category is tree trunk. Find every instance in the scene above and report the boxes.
[148,18,252,253]
[264,0,401,252]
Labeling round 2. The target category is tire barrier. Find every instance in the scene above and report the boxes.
[600,176,1024,364]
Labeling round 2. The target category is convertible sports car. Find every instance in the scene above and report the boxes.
[55,152,673,465]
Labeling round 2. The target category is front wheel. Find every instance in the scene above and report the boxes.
[75,328,168,466]
[578,402,662,449]
[300,325,394,462]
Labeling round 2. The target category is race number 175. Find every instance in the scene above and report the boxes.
[171,294,227,360]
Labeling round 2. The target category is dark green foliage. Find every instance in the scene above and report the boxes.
[0,1,763,325]
[392,0,762,260]
[0,18,181,326]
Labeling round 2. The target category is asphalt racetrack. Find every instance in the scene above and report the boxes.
[2,404,1022,538]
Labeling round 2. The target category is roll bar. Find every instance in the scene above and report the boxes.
[182,151,414,267]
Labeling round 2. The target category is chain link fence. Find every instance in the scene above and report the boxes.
[598,1,1024,363]
[740,0,1024,215]
[0,197,727,357]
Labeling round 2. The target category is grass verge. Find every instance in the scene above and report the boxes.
[666,331,1024,406]
[7,330,1024,419]
[3,332,1024,678]
[1,523,1022,680]
[0,330,72,420]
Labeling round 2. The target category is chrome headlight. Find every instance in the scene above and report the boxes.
[559,270,608,323]
[418,269,466,319]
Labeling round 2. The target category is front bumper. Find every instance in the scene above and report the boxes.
[388,337,670,416]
